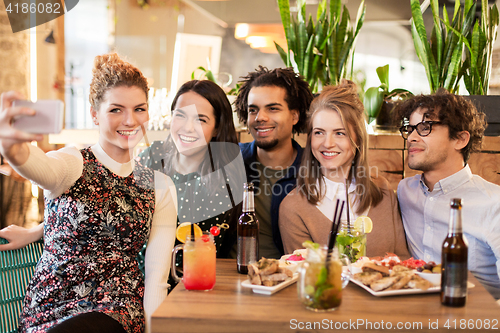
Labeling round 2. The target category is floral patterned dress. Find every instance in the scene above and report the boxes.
[19,148,155,333]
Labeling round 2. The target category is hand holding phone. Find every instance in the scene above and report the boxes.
[12,100,64,134]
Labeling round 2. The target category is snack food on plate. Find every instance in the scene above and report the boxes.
[248,258,293,286]
[287,253,305,261]
[361,262,390,276]
[353,261,435,291]
[354,272,383,285]
[416,261,441,273]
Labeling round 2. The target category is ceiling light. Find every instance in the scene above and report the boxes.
[234,23,286,54]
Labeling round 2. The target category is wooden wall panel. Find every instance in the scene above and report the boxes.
[367,149,403,191]
[236,133,500,189]
[468,153,500,185]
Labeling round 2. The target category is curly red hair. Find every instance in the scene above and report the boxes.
[89,53,148,110]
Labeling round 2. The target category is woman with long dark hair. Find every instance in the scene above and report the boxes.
[138,80,244,259]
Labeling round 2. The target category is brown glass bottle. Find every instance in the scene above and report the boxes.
[237,183,259,274]
[440,198,468,307]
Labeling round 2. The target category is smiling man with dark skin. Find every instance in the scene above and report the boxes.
[235,66,313,258]
[395,89,500,299]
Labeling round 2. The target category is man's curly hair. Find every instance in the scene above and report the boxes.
[234,66,313,134]
[394,88,486,163]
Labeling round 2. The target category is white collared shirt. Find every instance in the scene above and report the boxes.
[316,176,369,222]
[398,165,500,299]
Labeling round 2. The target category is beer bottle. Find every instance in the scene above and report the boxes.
[441,198,468,307]
[237,182,259,274]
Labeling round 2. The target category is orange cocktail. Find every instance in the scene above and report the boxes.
[172,232,216,290]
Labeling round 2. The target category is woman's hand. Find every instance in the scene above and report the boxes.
[0,223,44,251]
[0,91,43,165]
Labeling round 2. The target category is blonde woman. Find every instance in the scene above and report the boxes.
[279,80,409,258]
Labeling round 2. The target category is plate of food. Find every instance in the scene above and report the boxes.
[279,249,306,274]
[351,255,475,296]
[351,261,440,296]
[241,258,298,295]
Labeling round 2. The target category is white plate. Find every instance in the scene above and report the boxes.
[241,274,298,295]
[351,278,475,297]
[416,271,441,285]
[350,278,441,297]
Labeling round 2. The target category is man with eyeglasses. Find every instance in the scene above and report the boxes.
[395,89,500,299]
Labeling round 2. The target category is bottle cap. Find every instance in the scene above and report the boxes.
[450,198,462,208]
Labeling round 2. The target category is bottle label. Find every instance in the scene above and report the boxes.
[237,236,258,266]
[443,262,468,298]
[242,191,255,213]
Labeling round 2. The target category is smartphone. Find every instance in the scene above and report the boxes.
[12,100,64,134]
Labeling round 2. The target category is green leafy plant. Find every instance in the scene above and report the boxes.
[191,66,217,83]
[276,0,366,92]
[363,65,413,124]
[459,0,499,94]
[191,66,239,95]
[410,0,476,93]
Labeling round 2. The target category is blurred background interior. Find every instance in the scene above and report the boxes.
[1,0,500,228]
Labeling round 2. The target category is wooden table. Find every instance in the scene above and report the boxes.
[152,259,500,332]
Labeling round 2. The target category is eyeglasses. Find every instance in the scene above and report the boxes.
[399,121,442,140]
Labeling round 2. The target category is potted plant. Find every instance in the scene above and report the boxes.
[275,0,366,92]
[457,0,499,95]
[410,0,476,94]
[363,64,413,130]
[411,0,500,135]
[191,66,244,128]
[460,0,500,136]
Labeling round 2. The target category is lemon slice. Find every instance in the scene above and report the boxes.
[176,222,203,243]
[354,216,373,234]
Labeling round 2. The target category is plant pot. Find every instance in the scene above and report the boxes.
[375,101,398,132]
[464,95,500,137]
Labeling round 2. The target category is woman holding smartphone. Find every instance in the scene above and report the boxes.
[0,53,177,333]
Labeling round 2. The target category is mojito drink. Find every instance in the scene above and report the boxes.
[298,245,343,311]
[336,222,366,263]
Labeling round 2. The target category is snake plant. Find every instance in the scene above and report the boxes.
[410,0,498,95]
[459,0,499,95]
[276,0,365,93]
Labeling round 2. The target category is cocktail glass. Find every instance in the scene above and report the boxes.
[171,232,216,290]
[297,247,350,312]
[336,220,366,263]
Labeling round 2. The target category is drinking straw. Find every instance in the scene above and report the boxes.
[190,222,195,240]
[326,199,345,267]
[345,178,351,233]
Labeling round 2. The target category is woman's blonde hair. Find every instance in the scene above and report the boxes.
[297,79,383,213]
[89,53,149,110]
